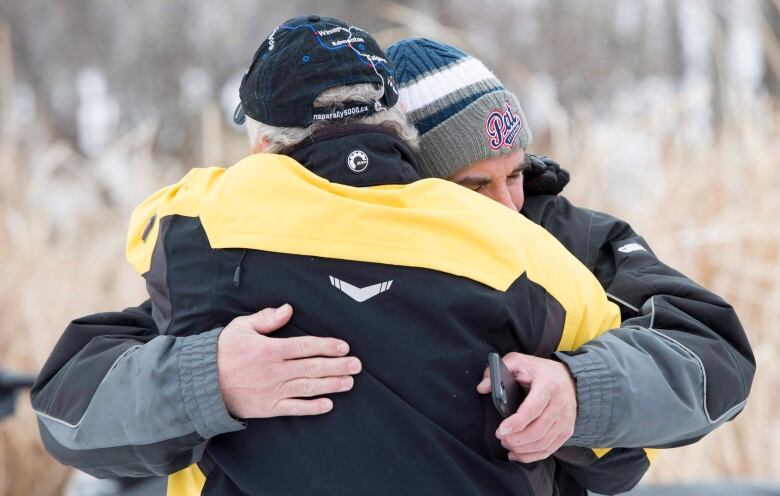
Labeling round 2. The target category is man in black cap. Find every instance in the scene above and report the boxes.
[232,15,401,131]
[33,15,631,496]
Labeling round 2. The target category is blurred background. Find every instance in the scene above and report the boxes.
[1,0,779,494]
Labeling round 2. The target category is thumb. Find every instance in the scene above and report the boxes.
[476,367,491,394]
[246,304,293,335]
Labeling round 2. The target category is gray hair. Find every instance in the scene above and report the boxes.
[246,84,419,153]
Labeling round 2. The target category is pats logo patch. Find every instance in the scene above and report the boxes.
[485,102,522,150]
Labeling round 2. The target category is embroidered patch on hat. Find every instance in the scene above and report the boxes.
[485,102,522,150]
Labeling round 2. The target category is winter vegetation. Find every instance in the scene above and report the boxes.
[1,0,779,494]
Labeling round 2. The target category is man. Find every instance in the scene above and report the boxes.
[386,38,755,493]
[30,22,754,496]
[35,15,624,495]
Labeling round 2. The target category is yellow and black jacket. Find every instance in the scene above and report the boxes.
[31,127,753,496]
[124,128,624,494]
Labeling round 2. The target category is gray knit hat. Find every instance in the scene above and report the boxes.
[386,38,532,179]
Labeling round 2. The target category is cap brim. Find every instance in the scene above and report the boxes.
[233,103,246,125]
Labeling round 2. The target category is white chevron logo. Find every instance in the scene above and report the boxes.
[329,276,393,303]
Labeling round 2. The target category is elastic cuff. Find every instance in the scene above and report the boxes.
[555,349,614,446]
[179,328,246,439]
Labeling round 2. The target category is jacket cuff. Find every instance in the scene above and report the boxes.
[555,348,614,446]
[179,328,246,439]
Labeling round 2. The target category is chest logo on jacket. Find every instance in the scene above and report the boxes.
[346,149,370,173]
[329,276,392,302]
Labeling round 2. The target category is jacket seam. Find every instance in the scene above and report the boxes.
[54,441,203,472]
[651,298,749,410]
[584,209,595,269]
[42,346,86,415]
[495,279,514,345]
[653,297,749,400]
[162,215,177,334]
[645,296,742,424]
[605,292,639,313]
[209,238,219,337]
[625,258,662,273]
[35,344,142,428]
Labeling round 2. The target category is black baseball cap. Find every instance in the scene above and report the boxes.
[233,15,399,127]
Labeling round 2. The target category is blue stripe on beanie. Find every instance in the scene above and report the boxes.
[386,38,469,86]
[413,84,504,134]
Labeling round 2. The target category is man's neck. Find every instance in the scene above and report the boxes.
[282,124,422,187]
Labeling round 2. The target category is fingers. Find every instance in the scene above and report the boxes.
[246,304,294,335]
[494,354,577,463]
[276,335,350,360]
[280,376,354,398]
[239,306,352,360]
[283,356,362,380]
[507,430,570,463]
[476,367,491,394]
[477,352,530,394]
[497,382,551,437]
[502,352,534,386]
[272,398,334,416]
[500,407,557,452]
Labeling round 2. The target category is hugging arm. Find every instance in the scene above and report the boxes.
[30,301,243,478]
[523,195,754,448]
[522,194,753,494]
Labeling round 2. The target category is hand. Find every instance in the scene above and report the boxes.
[476,352,577,463]
[523,154,570,196]
[217,304,361,419]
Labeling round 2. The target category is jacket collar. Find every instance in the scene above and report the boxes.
[284,124,422,187]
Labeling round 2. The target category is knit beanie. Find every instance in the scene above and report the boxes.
[386,38,532,179]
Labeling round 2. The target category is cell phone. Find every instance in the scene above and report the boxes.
[488,352,525,418]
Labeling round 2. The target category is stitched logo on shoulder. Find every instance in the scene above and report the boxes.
[618,243,647,254]
[329,276,392,302]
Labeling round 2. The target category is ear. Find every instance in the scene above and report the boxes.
[251,137,271,154]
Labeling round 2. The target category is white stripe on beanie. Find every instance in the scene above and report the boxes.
[398,57,501,114]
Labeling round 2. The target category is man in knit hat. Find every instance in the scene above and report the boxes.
[386,38,754,494]
[388,41,531,180]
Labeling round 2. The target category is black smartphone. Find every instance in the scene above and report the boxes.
[488,352,525,418]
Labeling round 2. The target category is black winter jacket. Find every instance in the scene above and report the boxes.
[31,126,754,495]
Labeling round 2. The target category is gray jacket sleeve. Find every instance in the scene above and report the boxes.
[30,302,244,478]
[522,195,755,449]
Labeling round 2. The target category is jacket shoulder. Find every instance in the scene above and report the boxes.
[522,195,637,270]
[126,155,298,275]
[126,166,225,274]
